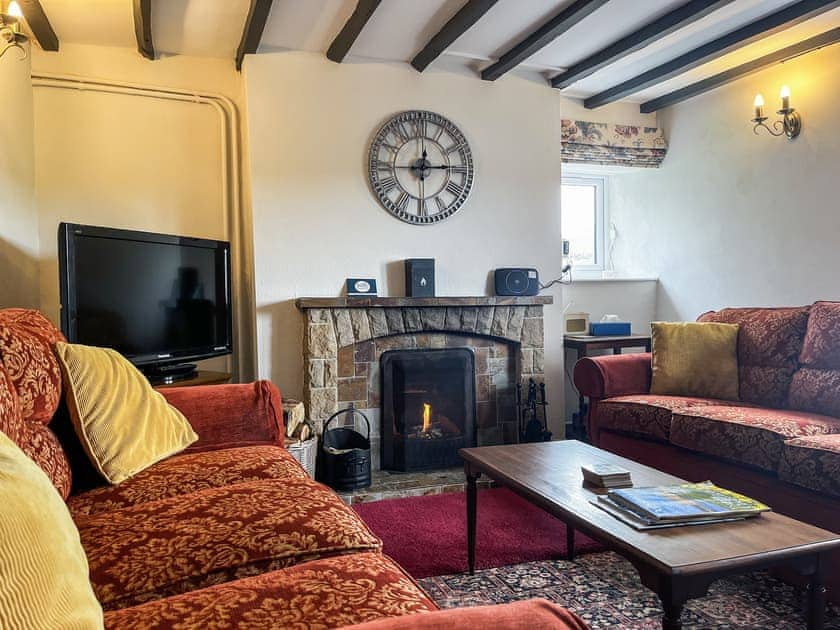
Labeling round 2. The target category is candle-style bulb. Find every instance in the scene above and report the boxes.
[780,85,791,110]
[753,93,765,120]
[7,1,22,18]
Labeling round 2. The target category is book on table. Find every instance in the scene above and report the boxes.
[592,481,771,530]
[581,463,633,489]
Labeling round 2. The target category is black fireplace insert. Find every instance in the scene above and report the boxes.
[380,347,476,471]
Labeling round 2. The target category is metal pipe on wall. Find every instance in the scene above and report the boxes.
[31,73,257,382]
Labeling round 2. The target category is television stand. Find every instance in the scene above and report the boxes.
[144,363,198,385]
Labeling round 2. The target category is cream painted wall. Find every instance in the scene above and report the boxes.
[609,43,840,320]
[244,52,572,433]
[31,43,247,372]
[0,41,38,309]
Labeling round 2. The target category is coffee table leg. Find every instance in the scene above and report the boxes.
[807,567,826,630]
[661,601,685,630]
[466,470,479,575]
[566,524,576,561]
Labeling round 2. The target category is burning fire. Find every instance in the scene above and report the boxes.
[422,403,431,433]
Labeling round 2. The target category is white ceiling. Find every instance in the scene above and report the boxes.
[30,0,840,106]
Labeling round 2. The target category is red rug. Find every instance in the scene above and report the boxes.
[352,487,603,578]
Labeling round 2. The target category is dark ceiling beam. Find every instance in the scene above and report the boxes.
[584,0,840,109]
[640,27,840,113]
[326,0,381,63]
[132,0,154,60]
[18,0,58,51]
[411,0,499,72]
[551,0,734,90]
[481,0,610,82]
[236,0,274,71]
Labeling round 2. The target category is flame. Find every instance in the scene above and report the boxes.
[422,403,431,433]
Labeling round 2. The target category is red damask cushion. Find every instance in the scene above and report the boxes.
[17,422,73,500]
[0,308,66,424]
[799,302,840,368]
[787,303,840,418]
[101,552,437,629]
[778,434,840,498]
[75,476,382,610]
[68,444,308,518]
[597,394,739,442]
[0,363,24,443]
[671,405,840,472]
[697,306,809,408]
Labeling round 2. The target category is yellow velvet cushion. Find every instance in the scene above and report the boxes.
[650,322,740,401]
[55,343,198,485]
[0,431,103,629]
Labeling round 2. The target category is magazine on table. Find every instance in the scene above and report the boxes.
[591,481,770,530]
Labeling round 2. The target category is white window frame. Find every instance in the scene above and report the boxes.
[561,174,607,279]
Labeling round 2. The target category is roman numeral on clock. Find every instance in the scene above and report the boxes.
[435,197,446,212]
[376,161,394,172]
[396,192,409,211]
[379,177,397,193]
[445,181,464,197]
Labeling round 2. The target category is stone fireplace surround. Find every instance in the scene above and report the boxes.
[296,296,552,470]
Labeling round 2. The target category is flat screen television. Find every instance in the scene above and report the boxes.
[58,223,232,382]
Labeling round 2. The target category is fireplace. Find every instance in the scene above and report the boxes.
[381,348,476,471]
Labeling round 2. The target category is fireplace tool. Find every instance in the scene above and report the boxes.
[518,379,551,443]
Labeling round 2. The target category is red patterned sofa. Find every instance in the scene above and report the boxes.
[0,308,588,629]
[574,303,840,599]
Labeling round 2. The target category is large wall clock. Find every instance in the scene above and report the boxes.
[368,110,474,225]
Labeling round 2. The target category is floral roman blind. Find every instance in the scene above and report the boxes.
[561,119,667,168]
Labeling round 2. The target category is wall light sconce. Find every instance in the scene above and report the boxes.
[751,85,802,139]
[1,1,27,61]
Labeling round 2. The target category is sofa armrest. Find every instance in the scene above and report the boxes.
[159,380,284,452]
[346,598,588,629]
[573,352,652,400]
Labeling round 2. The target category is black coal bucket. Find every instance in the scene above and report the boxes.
[318,405,371,491]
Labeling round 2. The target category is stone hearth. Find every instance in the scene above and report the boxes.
[296,296,552,470]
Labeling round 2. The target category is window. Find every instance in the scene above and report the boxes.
[561,175,606,277]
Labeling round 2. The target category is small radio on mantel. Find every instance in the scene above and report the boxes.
[494,268,539,296]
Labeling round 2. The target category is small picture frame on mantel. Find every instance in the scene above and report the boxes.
[346,278,378,297]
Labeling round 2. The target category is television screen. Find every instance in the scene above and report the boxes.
[59,223,232,367]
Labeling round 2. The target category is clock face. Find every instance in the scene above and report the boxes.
[368,110,474,225]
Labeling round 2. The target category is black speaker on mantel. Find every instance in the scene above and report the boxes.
[404,259,435,297]
[494,268,539,296]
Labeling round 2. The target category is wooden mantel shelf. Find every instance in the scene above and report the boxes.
[295,296,553,309]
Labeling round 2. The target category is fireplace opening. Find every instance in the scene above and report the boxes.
[380,347,476,471]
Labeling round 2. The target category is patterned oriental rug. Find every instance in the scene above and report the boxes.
[418,552,840,629]
[352,487,603,578]
[355,488,840,628]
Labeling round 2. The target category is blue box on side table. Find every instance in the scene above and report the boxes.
[590,322,632,336]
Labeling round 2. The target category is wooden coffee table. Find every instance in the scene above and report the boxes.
[460,441,840,630]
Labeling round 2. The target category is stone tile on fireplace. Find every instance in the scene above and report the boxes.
[337,377,367,402]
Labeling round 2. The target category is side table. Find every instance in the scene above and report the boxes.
[563,333,651,441]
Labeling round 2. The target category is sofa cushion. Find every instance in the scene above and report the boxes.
[671,405,840,472]
[778,434,840,499]
[0,364,24,443]
[68,445,308,518]
[349,599,589,630]
[697,306,810,408]
[799,301,840,368]
[17,422,73,500]
[0,431,103,630]
[0,308,66,424]
[55,342,198,484]
[650,322,740,401]
[598,394,740,442]
[787,302,840,418]
[102,552,437,629]
[76,477,382,610]
[788,369,840,419]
